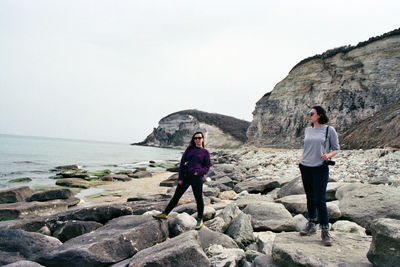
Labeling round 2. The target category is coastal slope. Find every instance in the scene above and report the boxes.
[247,28,400,148]
[134,109,250,149]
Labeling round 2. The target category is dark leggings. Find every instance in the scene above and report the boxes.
[299,163,329,228]
[164,175,204,219]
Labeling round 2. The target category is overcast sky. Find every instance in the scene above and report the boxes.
[0,0,399,143]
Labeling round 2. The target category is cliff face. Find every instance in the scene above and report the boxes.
[341,98,400,149]
[247,29,400,147]
[135,110,250,149]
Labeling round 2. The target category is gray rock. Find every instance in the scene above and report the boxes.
[276,177,304,199]
[0,200,70,220]
[0,229,62,265]
[49,203,133,224]
[52,220,103,242]
[367,218,400,267]
[192,206,216,221]
[242,202,296,232]
[332,220,366,236]
[336,183,400,231]
[168,212,196,237]
[215,176,235,188]
[221,203,242,227]
[203,186,220,198]
[225,212,255,248]
[293,214,308,232]
[255,231,276,255]
[111,174,132,182]
[272,231,372,266]
[38,215,169,267]
[206,244,245,267]
[27,189,74,202]
[198,226,239,250]
[130,170,152,178]
[204,216,226,233]
[127,230,210,267]
[0,186,32,204]
[0,217,48,232]
[233,193,274,209]
[252,254,277,267]
[326,182,351,201]
[233,178,280,194]
[2,260,45,267]
[218,190,237,200]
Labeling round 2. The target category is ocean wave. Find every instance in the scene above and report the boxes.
[13,161,43,165]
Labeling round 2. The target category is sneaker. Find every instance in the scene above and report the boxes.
[195,218,203,230]
[299,222,317,236]
[321,229,333,246]
[153,212,168,220]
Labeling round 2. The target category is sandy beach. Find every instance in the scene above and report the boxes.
[77,171,174,207]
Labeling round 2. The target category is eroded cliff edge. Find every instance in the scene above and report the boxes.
[134,110,250,149]
[247,28,400,148]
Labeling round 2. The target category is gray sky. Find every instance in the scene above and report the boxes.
[1,0,399,143]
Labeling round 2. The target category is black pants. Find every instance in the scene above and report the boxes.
[299,163,329,228]
[164,175,204,219]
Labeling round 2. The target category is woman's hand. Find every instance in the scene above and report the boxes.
[178,180,183,185]
[321,153,329,161]
[194,171,198,176]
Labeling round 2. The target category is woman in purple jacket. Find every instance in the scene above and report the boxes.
[153,131,211,230]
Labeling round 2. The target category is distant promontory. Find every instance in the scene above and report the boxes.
[133,110,250,149]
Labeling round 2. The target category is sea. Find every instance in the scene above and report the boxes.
[0,134,183,190]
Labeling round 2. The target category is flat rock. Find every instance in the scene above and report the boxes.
[0,200,70,220]
[367,218,400,267]
[243,202,295,232]
[332,220,367,236]
[233,178,280,194]
[38,215,169,267]
[272,231,372,266]
[233,193,274,209]
[27,189,74,202]
[159,173,178,187]
[0,229,62,265]
[336,183,400,231]
[326,182,351,201]
[0,186,32,204]
[111,174,132,182]
[130,170,152,178]
[127,230,210,267]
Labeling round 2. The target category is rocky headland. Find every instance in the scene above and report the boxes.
[134,109,250,149]
[247,28,400,148]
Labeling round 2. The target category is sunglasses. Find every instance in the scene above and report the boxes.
[308,112,315,117]
[193,137,203,140]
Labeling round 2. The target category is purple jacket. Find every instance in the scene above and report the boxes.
[178,146,211,181]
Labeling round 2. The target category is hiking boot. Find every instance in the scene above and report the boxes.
[299,222,317,236]
[153,212,168,220]
[195,218,203,230]
[321,229,333,246]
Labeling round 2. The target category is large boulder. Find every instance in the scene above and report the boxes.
[225,212,255,249]
[272,231,372,266]
[0,201,70,220]
[49,203,133,223]
[233,178,280,194]
[2,260,45,267]
[332,220,367,236]
[0,229,62,265]
[198,226,239,250]
[242,202,296,232]
[0,186,32,204]
[52,220,103,242]
[367,218,400,267]
[37,215,169,267]
[336,183,400,231]
[27,189,74,202]
[206,244,246,267]
[276,177,304,198]
[233,193,274,209]
[168,212,196,237]
[127,230,210,267]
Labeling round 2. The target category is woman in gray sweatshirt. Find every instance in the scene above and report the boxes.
[298,106,339,246]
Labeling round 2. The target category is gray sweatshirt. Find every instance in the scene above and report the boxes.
[300,125,340,167]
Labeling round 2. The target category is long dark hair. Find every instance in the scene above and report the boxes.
[188,131,205,148]
[311,106,329,127]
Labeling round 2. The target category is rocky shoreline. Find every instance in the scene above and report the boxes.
[0,147,399,266]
